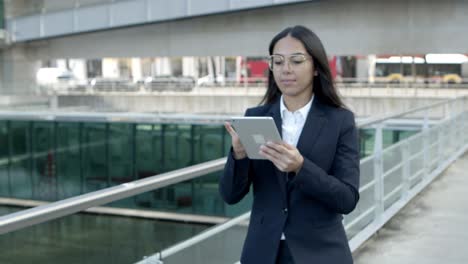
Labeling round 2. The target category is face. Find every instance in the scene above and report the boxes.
[270,35,315,100]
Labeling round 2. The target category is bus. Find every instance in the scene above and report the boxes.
[373,54,467,84]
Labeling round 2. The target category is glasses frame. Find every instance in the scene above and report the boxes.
[268,53,312,71]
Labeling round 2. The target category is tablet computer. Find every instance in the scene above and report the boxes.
[230,116,282,160]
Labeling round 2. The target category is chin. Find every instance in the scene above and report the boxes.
[280,88,302,97]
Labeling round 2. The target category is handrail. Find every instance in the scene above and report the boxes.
[0,158,226,235]
[0,96,465,236]
[357,95,465,127]
[0,110,234,124]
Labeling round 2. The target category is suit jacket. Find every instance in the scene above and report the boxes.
[219,97,360,264]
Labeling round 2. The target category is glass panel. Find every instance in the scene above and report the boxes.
[0,120,251,216]
[82,123,108,192]
[0,121,8,196]
[359,157,374,186]
[56,122,82,199]
[31,121,57,201]
[383,167,403,210]
[409,155,424,187]
[383,144,403,173]
[134,124,163,209]
[163,124,192,172]
[0,206,209,264]
[197,125,224,163]
[10,121,32,200]
[359,128,374,158]
[344,181,375,238]
[161,223,247,264]
[109,123,134,185]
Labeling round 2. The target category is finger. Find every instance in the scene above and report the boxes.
[260,145,290,168]
[259,148,288,169]
[281,142,296,150]
[266,141,288,154]
[224,122,237,137]
[260,144,282,160]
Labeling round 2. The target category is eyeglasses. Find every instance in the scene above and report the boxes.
[268,54,312,71]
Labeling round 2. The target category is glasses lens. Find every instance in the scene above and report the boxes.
[290,55,307,64]
[269,55,284,70]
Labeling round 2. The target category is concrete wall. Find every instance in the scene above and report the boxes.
[0,95,50,108]
[56,94,448,118]
[13,0,468,59]
[0,46,40,94]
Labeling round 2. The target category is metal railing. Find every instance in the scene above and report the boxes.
[0,96,466,263]
[138,96,468,264]
[0,158,226,235]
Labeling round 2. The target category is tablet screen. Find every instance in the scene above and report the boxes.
[231,117,282,160]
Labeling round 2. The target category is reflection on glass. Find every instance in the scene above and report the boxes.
[0,206,209,264]
[0,119,416,217]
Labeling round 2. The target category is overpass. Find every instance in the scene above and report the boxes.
[4,0,468,58]
[2,0,468,94]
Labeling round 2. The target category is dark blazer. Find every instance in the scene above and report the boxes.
[219,97,360,264]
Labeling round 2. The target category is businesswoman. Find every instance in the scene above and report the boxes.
[219,25,360,264]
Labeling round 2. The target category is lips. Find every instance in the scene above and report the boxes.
[281,80,296,85]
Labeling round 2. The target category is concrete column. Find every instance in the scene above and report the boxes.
[140,58,153,77]
[182,57,196,77]
[236,56,242,83]
[69,59,86,80]
[367,55,376,83]
[102,58,119,78]
[131,57,142,82]
[56,59,67,69]
[154,57,171,75]
[356,56,369,83]
[0,47,41,94]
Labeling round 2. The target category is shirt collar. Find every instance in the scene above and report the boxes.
[280,95,314,120]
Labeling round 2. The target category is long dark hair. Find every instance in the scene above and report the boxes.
[260,25,345,108]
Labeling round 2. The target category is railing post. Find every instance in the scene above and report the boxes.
[450,102,456,153]
[437,125,444,167]
[401,141,411,198]
[464,108,468,146]
[373,124,384,221]
[422,109,430,180]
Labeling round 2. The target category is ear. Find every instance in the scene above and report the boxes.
[314,71,318,76]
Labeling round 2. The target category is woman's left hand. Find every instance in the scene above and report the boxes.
[259,141,304,173]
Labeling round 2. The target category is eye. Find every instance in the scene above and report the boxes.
[290,55,306,64]
[272,56,284,65]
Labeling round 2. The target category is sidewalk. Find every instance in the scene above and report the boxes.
[353,152,468,264]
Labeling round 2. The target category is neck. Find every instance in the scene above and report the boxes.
[283,92,313,112]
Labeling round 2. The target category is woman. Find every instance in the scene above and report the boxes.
[220,25,360,264]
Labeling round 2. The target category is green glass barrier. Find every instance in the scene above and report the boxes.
[82,123,108,192]
[0,118,419,217]
[0,0,4,29]
[56,122,82,199]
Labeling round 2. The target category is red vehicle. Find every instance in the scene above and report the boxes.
[239,57,269,84]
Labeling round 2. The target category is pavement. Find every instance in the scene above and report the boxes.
[353,152,468,264]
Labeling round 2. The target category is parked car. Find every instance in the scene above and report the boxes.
[196,74,225,86]
[144,75,195,92]
[90,77,138,92]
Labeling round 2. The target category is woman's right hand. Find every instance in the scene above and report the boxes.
[224,122,247,160]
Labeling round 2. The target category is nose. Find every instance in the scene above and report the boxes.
[280,60,292,72]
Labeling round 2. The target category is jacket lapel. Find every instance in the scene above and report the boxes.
[288,98,327,191]
[267,100,287,202]
[296,98,327,158]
